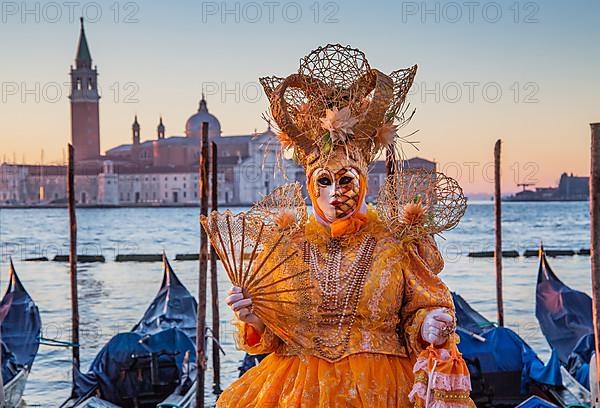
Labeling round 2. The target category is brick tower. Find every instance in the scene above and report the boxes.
[69,17,100,162]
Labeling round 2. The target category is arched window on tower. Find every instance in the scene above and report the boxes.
[76,78,82,90]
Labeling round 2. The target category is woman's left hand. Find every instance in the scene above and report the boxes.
[421,308,455,346]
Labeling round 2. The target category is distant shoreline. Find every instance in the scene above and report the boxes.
[0,203,251,209]
[0,199,589,209]
[503,198,588,202]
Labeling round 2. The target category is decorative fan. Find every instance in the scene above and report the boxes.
[200,183,313,322]
[377,168,467,239]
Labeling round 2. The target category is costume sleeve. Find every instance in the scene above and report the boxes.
[232,320,283,355]
[415,235,444,275]
[399,238,454,355]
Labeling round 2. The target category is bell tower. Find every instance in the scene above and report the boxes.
[132,115,140,144]
[69,17,100,161]
[157,117,165,139]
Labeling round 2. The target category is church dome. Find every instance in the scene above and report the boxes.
[185,96,221,139]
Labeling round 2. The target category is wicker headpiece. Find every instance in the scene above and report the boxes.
[260,44,417,175]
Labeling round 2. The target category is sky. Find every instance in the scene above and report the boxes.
[1,0,599,195]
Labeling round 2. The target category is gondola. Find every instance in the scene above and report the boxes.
[536,244,595,392]
[61,254,198,408]
[0,258,42,407]
[454,292,588,407]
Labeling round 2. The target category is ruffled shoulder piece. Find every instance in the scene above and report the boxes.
[376,169,467,241]
[248,182,308,233]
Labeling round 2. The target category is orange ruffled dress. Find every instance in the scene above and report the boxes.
[218,209,474,407]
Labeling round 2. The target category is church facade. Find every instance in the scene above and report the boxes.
[0,19,435,207]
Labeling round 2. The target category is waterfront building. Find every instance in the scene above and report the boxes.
[0,19,435,207]
[507,173,590,202]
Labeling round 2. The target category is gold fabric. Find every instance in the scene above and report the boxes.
[217,208,463,407]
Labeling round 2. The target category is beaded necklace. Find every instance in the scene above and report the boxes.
[304,234,376,361]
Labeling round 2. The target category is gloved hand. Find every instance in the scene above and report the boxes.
[421,308,455,346]
[225,286,265,333]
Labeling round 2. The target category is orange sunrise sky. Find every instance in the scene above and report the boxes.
[1,1,598,195]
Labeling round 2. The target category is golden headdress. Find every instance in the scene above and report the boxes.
[260,44,417,176]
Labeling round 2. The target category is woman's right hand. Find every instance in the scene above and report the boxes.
[225,286,265,334]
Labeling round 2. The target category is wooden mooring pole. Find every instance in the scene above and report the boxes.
[196,122,209,408]
[210,141,222,395]
[590,123,600,397]
[0,262,7,406]
[494,139,504,327]
[67,144,80,378]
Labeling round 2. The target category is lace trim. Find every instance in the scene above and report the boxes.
[432,373,471,391]
[413,371,471,392]
[408,381,427,402]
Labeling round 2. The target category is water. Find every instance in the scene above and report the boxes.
[0,201,592,406]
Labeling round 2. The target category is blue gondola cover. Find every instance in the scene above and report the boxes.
[453,292,561,403]
[535,247,594,389]
[72,256,197,405]
[516,395,559,408]
[0,259,41,383]
[536,248,593,363]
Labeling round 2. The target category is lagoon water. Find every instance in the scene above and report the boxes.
[0,201,592,406]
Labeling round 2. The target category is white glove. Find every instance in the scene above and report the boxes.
[421,308,454,346]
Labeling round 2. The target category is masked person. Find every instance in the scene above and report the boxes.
[213,44,474,407]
